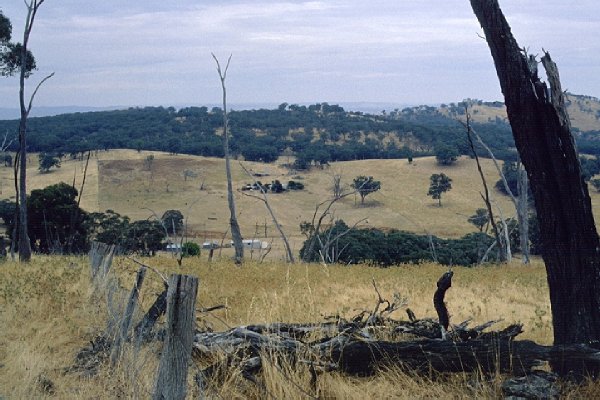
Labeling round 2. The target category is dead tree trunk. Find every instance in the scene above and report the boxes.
[154,274,199,400]
[517,160,530,263]
[470,0,600,376]
[238,162,295,263]
[464,111,507,261]
[468,123,527,263]
[212,54,244,264]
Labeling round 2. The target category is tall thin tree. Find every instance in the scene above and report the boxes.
[17,0,53,261]
[212,53,243,264]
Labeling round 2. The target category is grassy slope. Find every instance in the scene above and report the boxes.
[2,256,599,398]
[1,150,600,397]
[0,256,548,398]
[0,149,524,259]
[438,94,600,132]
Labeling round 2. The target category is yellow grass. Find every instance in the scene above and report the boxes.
[0,150,599,396]
[1,255,599,398]
[0,150,532,259]
[439,94,600,132]
[4,148,600,261]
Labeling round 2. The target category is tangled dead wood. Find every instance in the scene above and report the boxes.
[74,248,600,398]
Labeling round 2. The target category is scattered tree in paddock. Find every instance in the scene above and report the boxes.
[427,173,452,206]
[435,144,459,166]
[161,209,184,235]
[468,208,489,232]
[351,175,381,204]
[38,152,60,173]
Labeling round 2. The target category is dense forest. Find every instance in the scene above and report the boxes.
[0,98,598,164]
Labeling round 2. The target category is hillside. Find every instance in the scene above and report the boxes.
[436,93,600,132]
[6,149,600,260]
[0,95,597,170]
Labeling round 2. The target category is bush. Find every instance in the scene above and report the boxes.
[287,180,304,190]
[300,220,498,266]
[435,144,459,166]
[182,242,200,257]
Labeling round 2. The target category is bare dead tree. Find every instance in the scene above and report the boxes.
[15,0,53,261]
[327,169,345,200]
[471,0,600,377]
[316,214,367,264]
[238,162,295,263]
[465,121,530,264]
[463,109,508,262]
[212,53,243,264]
[301,183,368,263]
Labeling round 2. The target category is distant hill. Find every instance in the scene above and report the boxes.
[433,93,600,133]
[0,95,598,164]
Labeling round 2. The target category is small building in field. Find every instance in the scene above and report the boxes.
[242,239,270,249]
[165,243,182,252]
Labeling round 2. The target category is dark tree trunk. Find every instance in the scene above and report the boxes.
[470,0,600,375]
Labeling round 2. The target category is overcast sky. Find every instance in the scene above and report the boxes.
[0,1,599,110]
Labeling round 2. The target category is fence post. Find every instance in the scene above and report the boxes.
[110,266,147,366]
[153,274,199,400]
[89,241,116,284]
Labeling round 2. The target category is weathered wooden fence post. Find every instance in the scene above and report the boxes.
[110,266,147,366]
[153,274,199,400]
[89,241,117,284]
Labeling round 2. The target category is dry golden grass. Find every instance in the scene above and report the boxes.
[4,148,600,261]
[0,149,527,259]
[1,255,599,399]
[439,94,600,132]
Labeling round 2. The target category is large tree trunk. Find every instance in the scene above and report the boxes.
[470,0,600,375]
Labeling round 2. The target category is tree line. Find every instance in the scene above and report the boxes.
[0,102,539,163]
[0,182,183,256]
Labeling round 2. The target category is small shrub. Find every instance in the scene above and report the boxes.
[287,180,304,190]
[182,242,200,257]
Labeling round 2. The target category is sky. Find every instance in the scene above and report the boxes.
[0,1,599,111]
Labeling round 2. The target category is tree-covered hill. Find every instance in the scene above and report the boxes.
[0,95,598,163]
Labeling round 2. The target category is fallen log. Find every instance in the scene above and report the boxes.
[333,328,600,376]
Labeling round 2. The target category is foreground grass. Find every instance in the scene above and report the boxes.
[1,255,599,398]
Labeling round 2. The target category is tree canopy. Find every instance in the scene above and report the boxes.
[27,182,87,253]
[427,173,452,206]
[352,175,381,204]
[38,152,61,173]
[0,10,36,77]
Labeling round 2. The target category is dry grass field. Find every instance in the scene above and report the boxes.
[0,149,529,259]
[2,148,600,260]
[1,150,600,397]
[438,93,600,132]
[0,256,599,399]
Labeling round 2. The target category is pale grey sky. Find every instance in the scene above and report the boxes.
[1,1,599,110]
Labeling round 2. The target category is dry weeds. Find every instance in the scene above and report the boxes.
[1,255,599,398]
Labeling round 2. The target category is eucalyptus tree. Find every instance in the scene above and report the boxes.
[4,1,53,261]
